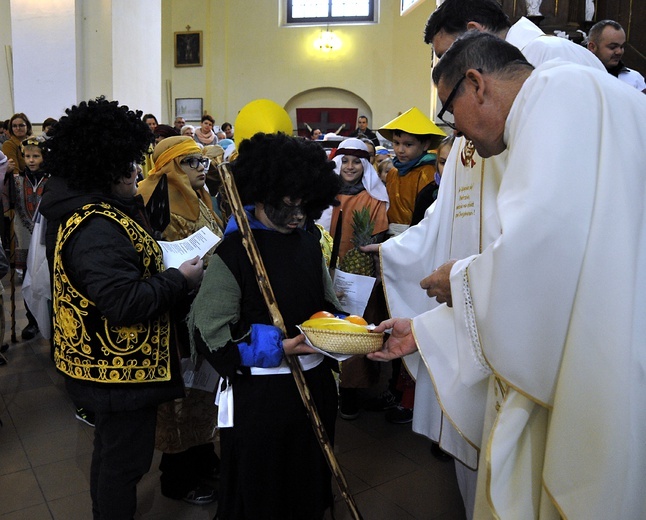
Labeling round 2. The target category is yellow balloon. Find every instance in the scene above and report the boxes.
[234,99,293,147]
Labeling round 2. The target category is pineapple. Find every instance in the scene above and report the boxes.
[339,207,376,277]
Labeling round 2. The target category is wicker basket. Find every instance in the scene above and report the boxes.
[301,327,384,355]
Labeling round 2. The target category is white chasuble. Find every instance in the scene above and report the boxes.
[381,136,503,498]
[424,61,646,518]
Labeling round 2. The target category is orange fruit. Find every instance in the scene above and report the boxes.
[344,315,368,326]
[310,310,335,320]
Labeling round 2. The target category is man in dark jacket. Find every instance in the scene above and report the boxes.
[349,115,379,147]
[40,97,204,520]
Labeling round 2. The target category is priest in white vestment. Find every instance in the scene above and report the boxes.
[378,2,604,516]
[372,31,646,519]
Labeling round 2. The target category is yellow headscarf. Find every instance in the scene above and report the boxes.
[137,136,214,222]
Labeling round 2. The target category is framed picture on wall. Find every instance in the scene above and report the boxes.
[174,31,203,67]
[175,98,203,121]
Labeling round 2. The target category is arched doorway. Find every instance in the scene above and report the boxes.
[285,87,372,138]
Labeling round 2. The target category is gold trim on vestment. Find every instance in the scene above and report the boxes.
[448,140,485,256]
[478,157,484,254]
[542,478,568,519]
[412,324,480,470]
[485,386,506,520]
[464,266,553,410]
[379,245,393,320]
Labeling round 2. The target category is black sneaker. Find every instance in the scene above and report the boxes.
[363,390,399,412]
[431,442,453,462]
[385,405,413,424]
[75,408,96,427]
[21,323,39,340]
[182,485,217,505]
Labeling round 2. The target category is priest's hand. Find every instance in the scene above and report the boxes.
[283,334,318,356]
[367,318,417,361]
[359,243,381,282]
[359,244,379,254]
[420,260,456,307]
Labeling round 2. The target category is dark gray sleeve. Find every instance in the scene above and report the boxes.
[63,216,188,326]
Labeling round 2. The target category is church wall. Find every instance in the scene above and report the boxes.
[111,0,162,118]
[11,0,77,123]
[162,0,436,129]
[0,0,12,119]
[77,0,114,104]
[0,0,435,129]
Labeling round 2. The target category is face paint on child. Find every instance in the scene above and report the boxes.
[263,197,305,233]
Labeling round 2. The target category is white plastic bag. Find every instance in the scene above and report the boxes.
[22,213,51,339]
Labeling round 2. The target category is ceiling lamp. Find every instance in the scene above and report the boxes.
[314,30,341,52]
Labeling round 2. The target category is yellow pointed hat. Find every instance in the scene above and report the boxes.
[378,107,446,148]
[234,99,293,147]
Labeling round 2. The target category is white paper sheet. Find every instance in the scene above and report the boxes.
[158,226,221,269]
[181,357,220,392]
[332,269,376,317]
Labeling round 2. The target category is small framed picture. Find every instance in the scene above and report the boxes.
[174,31,202,67]
[175,98,203,121]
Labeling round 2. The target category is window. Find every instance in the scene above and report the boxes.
[287,0,376,25]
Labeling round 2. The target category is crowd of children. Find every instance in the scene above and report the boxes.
[0,98,453,519]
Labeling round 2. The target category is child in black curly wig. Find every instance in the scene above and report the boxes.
[39,96,204,520]
[190,132,343,520]
[233,131,341,221]
[44,96,152,193]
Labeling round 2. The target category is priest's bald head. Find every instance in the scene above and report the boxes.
[432,32,533,158]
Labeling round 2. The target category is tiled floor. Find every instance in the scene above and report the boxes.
[0,283,466,520]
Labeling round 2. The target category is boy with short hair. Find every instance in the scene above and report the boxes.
[378,107,445,236]
[8,137,49,339]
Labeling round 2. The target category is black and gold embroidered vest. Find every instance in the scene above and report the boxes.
[53,202,172,384]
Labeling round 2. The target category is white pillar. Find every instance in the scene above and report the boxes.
[111,0,161,118]
[11,0,77,122]
[7,0,161,124]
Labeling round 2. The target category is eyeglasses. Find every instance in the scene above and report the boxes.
[180,156,210,170]
[437,69,482,131]
[12,124,26,128]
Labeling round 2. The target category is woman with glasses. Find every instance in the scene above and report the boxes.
[138,135,223,506]
[2,113,33,172]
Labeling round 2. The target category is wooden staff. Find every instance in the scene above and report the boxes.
[211,146,363,520]
[5,174,17,343]
[8,211,16,343]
